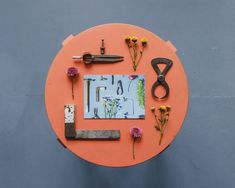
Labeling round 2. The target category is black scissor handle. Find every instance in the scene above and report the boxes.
[151,58,173,99]
[151,80,170,99]
[82,53,94,64]
[151,58,173,76]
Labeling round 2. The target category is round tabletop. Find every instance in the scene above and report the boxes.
[45,23,188,167]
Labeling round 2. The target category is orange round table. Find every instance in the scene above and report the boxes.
[45,23,188,167]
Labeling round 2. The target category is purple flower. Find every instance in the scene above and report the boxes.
[130,127,142,139]
[130,127,142,160]
[67,67,78,79]
[66,67,78,100]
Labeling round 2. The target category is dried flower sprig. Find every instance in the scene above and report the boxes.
[151,105,171,145]
[67,67,78,100]
[130,127,142,159]
[124,36,148,71]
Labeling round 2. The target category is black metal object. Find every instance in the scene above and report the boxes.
[65,122,76,138]
[72,53,124,65]
[151,58,173,99]
[100,39,105,55]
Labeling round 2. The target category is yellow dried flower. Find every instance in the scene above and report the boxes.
[131,36,138,43]
[151,106,155,112]
[158,105,167,112]
[124,36,131,43]
[141,37,148,46]
[166,105,171,112]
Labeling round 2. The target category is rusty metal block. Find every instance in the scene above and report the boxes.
[64,104,76,138]
[75,130,120,140]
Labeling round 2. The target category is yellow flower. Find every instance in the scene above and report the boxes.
[124,36,131,43]
[166,105,171,112]
[151,106,155,112]
[141,37,148,46]
[158,105,167,112]
[131,36,138,43]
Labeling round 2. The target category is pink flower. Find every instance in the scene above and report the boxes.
[130,127,142,160]
[128,75,138,80]
[130,127,143,139]
[67,67,78,79]
[66,67,78,100]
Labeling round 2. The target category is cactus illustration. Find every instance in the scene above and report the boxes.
[136,79,145,109]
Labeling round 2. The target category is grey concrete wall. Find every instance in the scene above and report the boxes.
[0,0,234,187]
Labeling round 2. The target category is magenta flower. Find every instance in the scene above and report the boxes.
[67,67,78,100]
[67,67,78,78]
[130,127,142,138]
[128,75,138,80]
[130,127,142,159]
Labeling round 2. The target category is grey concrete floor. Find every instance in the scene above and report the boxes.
[0,0,234,187]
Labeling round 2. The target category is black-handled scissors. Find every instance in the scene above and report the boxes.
[151,58,173,99]
[72,52,124,65]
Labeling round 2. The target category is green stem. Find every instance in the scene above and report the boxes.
[159,132,163,145]
[132,138,135,159]
[136,47,144,67]
[133,44,138,71]
[128,46,134,62]
[133,63,137,71]
[158,113,166,145]
[154,113,158,124]
[72,80,74,100]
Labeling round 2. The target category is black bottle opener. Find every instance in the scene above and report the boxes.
[151,58,173,99]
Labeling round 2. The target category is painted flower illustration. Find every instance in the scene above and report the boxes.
[67,67,78,100]
[103,96,122,118]
[128,75,138,91]
[136,79,145,109]
[130,127,142,159]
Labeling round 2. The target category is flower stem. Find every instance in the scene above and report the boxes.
[132,138,135,159]
[72,80,74,100]
[128,46,134,62]
[159,132,163,145]
[154,112,158,123]
[136,47,144,67]
[133,45,138,71]
[133,63,137,71]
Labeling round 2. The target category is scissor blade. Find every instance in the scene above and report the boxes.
[93,55,124,59]
[92,58,124,64]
